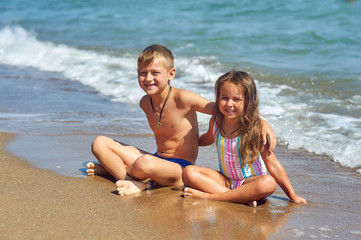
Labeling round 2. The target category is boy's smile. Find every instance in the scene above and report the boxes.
[137,58,175,95]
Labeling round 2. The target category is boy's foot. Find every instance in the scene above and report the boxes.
[116,180,146,196]
[183,187,209,199]
[86,162,110,176]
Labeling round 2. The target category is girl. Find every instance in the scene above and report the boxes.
[182,71,306,206]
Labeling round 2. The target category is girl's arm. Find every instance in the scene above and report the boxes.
[199,117,215,146]
[261,149,307,204]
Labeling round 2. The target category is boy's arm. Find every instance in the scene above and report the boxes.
[261,150,307,204]
[199,117,215,146]
[183,90,214,115]
[139,95,148,112]
[260,119,277,155]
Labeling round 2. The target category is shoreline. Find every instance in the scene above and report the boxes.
[1,132,361,239]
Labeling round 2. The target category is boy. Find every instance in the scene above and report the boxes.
[87,44,276,195]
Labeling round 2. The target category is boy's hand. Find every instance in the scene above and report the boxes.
[263,134,276,155]
[261,119,277,155]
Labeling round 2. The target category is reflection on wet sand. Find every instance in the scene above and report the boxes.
[100,181,299,240]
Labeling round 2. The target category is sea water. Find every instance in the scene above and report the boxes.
[0,0,360,174]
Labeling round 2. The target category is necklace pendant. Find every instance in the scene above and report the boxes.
[153,112,162,127]
[150,86,172,129]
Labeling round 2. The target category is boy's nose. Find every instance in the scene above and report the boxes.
[145,72,153,81]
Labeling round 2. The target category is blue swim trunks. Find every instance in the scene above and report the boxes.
[153,153,192,168]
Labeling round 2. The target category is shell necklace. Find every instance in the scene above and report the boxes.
[150,86,172,127]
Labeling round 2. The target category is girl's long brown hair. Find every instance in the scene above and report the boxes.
[214,71,263,165]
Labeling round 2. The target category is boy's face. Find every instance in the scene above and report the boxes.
[137,58,175,95]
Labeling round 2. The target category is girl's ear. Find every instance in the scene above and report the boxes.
[168,68,176,81]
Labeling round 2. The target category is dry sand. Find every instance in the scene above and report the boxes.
[1,132,360,239]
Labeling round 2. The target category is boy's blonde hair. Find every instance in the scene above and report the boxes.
[137,44,174,70]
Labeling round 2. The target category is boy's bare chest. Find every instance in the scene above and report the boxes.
[145,102,193,132]
[146,107,184,130]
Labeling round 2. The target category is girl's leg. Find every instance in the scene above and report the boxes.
[91,135,148,180]
[182,165,230,193]
[186,175,276,203]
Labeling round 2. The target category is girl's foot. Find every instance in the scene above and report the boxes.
[183,187,209,199]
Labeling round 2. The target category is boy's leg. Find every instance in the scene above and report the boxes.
[128,154,185,187]
[182,165,230,194]
[91,135,148,180]
[116,154,186,195]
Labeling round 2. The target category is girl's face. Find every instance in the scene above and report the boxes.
[219,81,245,120]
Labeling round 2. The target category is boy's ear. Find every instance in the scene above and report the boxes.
[168,68,176,81]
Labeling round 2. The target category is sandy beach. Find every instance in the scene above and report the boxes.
[1,132,360,239]
[1,1,361,239]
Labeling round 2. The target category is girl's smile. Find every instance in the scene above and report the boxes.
[219,81,245,119]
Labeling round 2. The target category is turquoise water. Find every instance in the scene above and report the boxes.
[0,0,360,173]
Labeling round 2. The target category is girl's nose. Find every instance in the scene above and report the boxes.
[225,100,233,106]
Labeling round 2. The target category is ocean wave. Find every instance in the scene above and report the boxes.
[258,81,361,171]
[0,25,145,104]
[0,25,221,103]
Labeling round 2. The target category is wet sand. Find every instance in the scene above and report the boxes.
[1,132,360,239]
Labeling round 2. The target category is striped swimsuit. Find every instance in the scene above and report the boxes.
[213,122,267,189]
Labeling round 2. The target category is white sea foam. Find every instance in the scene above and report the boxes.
[0,113,46,119]
[0,26,143,104]
[258,80,361,172]
[0,26,220,104]
[350,230,361,235]
[1,25,360,172]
